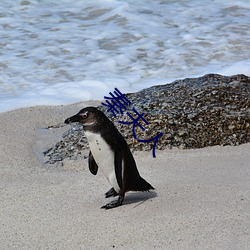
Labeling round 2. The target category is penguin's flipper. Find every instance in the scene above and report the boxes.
[105,187,118,198]
[88,151,98,175]
[101,196,124,209]
[114,146,124,190]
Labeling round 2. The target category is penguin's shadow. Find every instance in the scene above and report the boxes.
[123,190,157,208]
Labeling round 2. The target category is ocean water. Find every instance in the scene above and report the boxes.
[0,0,250,112]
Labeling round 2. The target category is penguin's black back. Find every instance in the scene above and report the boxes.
[98,115,154,192]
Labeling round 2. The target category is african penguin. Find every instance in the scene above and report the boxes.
[65,107,154,209]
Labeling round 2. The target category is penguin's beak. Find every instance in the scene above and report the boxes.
[64,114,81,124]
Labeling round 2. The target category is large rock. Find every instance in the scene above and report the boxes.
[44,74,250,163]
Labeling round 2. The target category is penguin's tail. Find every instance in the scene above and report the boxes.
[132,176,154,192]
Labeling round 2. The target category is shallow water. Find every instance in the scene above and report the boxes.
[0,0,250,112]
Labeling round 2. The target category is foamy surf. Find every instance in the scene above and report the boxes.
[0,0,249,112]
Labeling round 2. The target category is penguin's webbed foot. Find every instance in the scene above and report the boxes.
[105,187,118,198]
[101,196,124,209]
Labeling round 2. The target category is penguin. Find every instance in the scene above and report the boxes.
[64,107,154,209]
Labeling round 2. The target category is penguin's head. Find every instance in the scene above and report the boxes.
[65,107,108,129]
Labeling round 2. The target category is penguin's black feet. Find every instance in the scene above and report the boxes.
[105,187,118,198]
[101,196,124,209]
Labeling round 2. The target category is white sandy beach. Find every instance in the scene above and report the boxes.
[0,102,249,249]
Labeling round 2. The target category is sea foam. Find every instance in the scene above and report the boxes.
[0,0,249,112]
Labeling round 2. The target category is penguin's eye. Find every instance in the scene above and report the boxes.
[79,112,88,119]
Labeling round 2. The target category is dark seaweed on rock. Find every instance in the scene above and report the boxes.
[43,74,250,163]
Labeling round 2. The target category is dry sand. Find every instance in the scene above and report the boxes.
[0,102,249,249]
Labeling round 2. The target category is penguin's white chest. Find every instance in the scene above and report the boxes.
[85,131,120,192]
